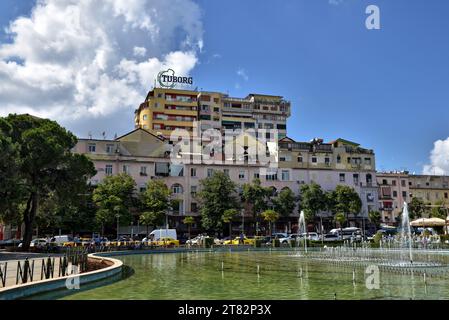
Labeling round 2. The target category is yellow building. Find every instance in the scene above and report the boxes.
[134,87,291,139]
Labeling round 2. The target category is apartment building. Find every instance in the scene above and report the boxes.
[408,175,449,206]
[376,172,410,225]
[73,127,379,235]
[134,88,291,139]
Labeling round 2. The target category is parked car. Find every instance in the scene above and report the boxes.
[18,238,48,248]
[223,236,254,245]
[279,234,299,244]
[186,235,204,246]
[323,234,341,242]
[301,232,320,241]
[153,237,179,247]
[50,235,73,245]
[271,233,288,239]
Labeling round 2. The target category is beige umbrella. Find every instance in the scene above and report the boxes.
[410,217,446,227]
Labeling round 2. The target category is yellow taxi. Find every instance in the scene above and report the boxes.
[223,236,255,245]
[153,237,180,247]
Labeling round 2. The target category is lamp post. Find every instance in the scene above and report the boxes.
[116,214,120,241]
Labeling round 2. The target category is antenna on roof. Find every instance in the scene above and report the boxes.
[88,131,92,139]
[102,131,106,140]
[114,133,117,140]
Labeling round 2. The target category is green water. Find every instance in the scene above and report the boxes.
[53,251,449,300]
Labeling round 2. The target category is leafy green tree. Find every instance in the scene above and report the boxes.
[198,171,240,233]
[222,209,239,237]
[140,211,165,235]
[261,209,280,236]
[298,183,327,224]
[241,178,270,234]
[408,197,427,219]
[93,173,136,235]
[430,200,447,219]
[272,187,297,217]
[0,114,96,250]
[368,210,382,229]
[328,185,362,227]
[183,216,195,241]
[334,212,346,230]
[139,179,171,232]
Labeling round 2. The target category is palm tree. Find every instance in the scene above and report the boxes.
[261,209,280,236]
[222,209,239,238]
[183,216,195,242]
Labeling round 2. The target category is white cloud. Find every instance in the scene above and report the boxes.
[423,137,449,175]
[0,0,203,135]
[237,68,248,81]
[329,0,344,5]
[133,46,147,57]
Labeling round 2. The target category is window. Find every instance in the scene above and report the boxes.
[106,144,114,153]
[337,155,341,163]
[339,173,345,182]
[445,192,448,199]
[191,186,197,196]
[382,179,387,185]
[170,164,184,177]
[105,165,113,176]
[311,157,317,163]
[224,169,230,177]
[325,157,330,165]
[281,170,290,181]
[88,143,96,153]
[401,180,406,187]
[402,191,407,199]
[365,157,371,165]
[122,165,130,174]
[214,107,220,112]
[155,163,169,176]
[393,191,398,197]
[353,174,359,185]
[298,156,303,163]
[143,114,148,120]
[239,171,245,180]
[191,203,198,213]
[392,180,396,186]
[207,168,214,177]
[366,174,372,185]
[190,168,196,177]
[254,173,260,179]
[172,184,183,194]
[140,166,147,176]
[266,173,278,181]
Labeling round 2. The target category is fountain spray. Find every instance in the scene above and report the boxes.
[401,202,413,264]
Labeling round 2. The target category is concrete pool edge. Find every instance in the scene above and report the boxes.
[0,254,123,300]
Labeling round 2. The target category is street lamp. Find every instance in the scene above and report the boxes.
[115,214,120,241]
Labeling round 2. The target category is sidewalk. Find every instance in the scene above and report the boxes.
[0,253,68,289]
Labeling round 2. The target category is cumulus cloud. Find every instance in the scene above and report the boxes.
[0,0,203,135]
[423,137,449,175]
[237,68,248,81]
[328,0,344,5]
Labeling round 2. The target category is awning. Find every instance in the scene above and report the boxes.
[410,218,446,227]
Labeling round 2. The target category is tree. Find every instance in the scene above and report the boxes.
[272,188,297,218]
[408,197,427,219]
[197,171,240,233]
[140,211,165,235]
[222,209,239,237]
[334,212,346,230]
[139,179,171,232]
[0,114,96,250]
[298,183,327,225]
[183,216,195,242]
[261,210,280,236]
[241,178,270,235]
[93,173,136,236]
[368,210,382,229]
[328,185,362,227]
[430,200,447,219]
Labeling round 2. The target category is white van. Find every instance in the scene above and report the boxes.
[50,235,73,244]
[147,229,177,241]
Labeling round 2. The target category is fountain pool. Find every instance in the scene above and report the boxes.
[28,249,449,300]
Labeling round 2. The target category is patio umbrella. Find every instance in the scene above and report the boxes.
[410,217,446,227]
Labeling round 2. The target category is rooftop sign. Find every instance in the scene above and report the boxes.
[157,69,193,88]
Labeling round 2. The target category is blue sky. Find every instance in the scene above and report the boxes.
[1,0,449,174]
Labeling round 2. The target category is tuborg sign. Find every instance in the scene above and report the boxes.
[157,69,193,88]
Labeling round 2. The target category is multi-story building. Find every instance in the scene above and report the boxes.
[408,175,449,207]
[376,172,410,225]
[134,88,291,139]
[73,127,379,236]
